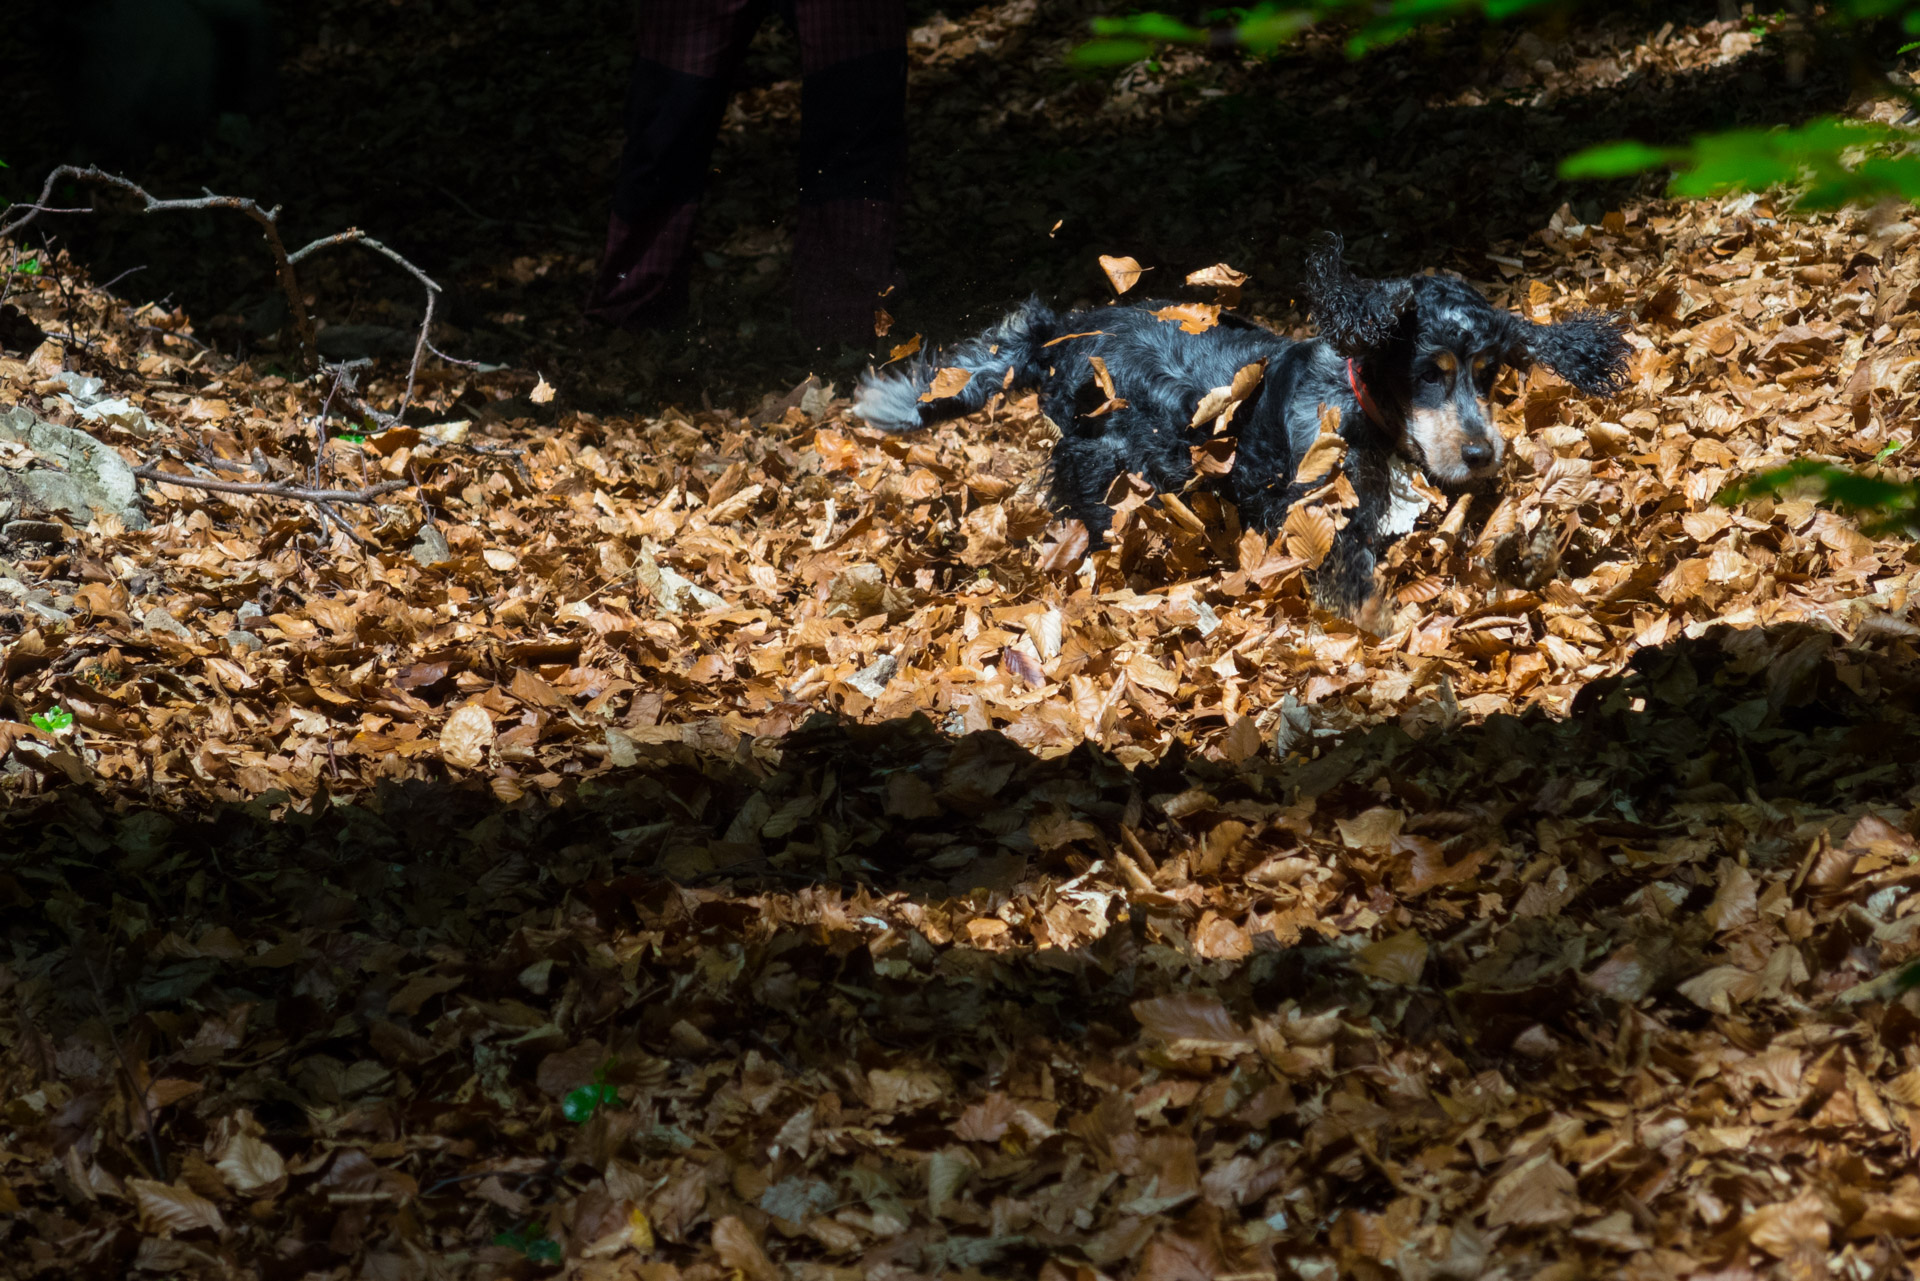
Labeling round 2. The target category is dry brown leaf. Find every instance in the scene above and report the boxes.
[1087,355,1117,399]
[923,366,973,401]
[217,1133,287,1195]
[1153,302,1220,334]
[1185,263,1249,308]
[1744,1192,1831,1257]
[1484,1155,1579,1228]
[712,1215,781,1281]
[1132,993,1253,1058]
[130,1178,226,1236]
[1293,432,1347,485]
[1282,504,1336,568]
[440,704,495,769]
[1099,254,1146,294]
[1352,930,1428,985]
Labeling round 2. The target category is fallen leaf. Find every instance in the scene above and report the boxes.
[440,704,495,769]
[1099,254,1146,294]
[1153,302,1220,334]
[130,1179,226,1236]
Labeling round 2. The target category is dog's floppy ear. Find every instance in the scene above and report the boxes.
[1502,309,1632,396]
[1303,233,1414,355]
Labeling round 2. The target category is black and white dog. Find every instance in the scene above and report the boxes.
[852,235,1631,616]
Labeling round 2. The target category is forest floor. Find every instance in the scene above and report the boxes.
[4,3,1920,1280]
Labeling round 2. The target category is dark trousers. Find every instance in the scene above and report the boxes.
[586,0,907,342]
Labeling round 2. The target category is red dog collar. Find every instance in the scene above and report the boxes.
[1346,358,1386,428]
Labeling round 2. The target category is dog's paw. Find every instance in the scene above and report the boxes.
[1353,589,1397,637]
[1489,519,1562,591]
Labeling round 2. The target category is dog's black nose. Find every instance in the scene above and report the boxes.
[1461,439,1494,470]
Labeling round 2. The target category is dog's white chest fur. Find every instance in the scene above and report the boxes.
[1377,456,1431,538]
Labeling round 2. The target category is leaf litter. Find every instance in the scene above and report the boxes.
[4,13,1920,1281]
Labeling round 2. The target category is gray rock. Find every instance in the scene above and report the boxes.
[0,406,149,531]
[847,653,898,700]
[142,606,194,643]
[224,629,264,652]
[410,522,452,567]
[236,600,266,624]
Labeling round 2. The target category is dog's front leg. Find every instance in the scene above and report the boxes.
[1314,530,1394,634]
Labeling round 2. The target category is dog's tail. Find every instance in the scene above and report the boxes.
[851,297,1058,433]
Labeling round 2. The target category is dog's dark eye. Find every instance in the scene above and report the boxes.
[1420,366,1446,385]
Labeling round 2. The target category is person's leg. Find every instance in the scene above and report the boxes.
[585,0,762,330]
[790,0,907,345]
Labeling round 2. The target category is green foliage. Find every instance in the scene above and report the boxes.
[14,256,41,276]
[1717,459,1920,534]
[1073,0,1564,64]
[1829,0,1920,31]
[1894,958,1920,993]
[492,1225,562,1263]
[30,707,74,734]
[562,1082,619,1123]
[1563,118,1920,209]
[339,433,367,445]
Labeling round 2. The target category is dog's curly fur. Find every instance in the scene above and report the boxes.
[854,235,1631,616]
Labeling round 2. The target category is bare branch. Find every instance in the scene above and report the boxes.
[1,164,321,369]
[133,465,406,506]
[312,499,373,550]
[289,228,443,419]
[3,166,448,413]
[425,339,488,370]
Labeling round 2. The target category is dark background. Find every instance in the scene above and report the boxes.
[0,0,1866,410]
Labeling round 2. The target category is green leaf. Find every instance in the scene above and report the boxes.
[1718,460,1920,534]
[1895,958,1920,993]
[493,1226,562,1262]
[1068,36,1159,66]
[1565,117,1920,211]
[15,256,41,276]
[339,433,367,445]
[31,707,74,733]
[562,1082,619,1123]
[1088,12,1206,40]
[1558,141,1680,179]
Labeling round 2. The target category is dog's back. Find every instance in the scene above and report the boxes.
[850,237,1630,621]
[851,298,1061,434]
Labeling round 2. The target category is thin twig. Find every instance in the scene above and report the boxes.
[313,363,360,487]
[96,264,147,295]
[133,465,406,505]
[425,339,488,370]
[289,229,442,420]
[313,499,372,550]
[43,331,104,352]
